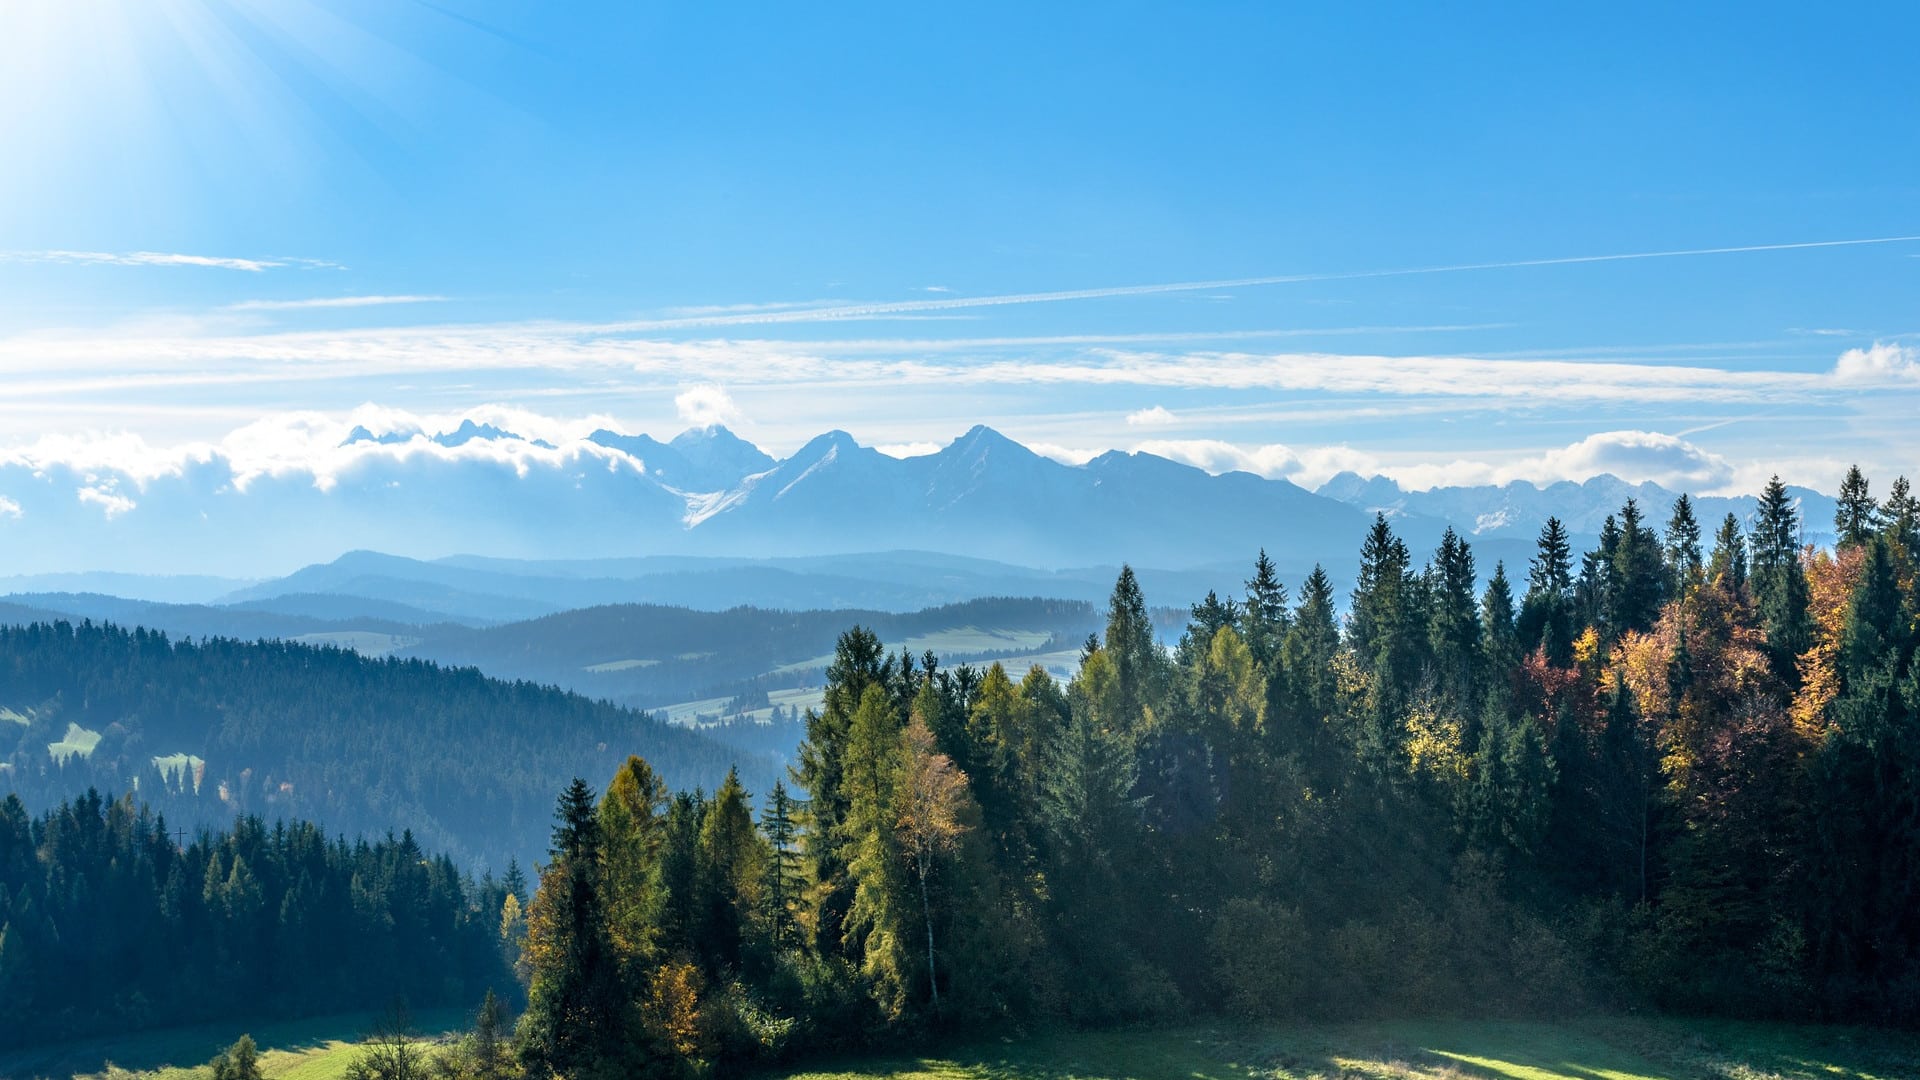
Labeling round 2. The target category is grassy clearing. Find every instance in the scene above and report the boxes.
[585,657,661,672]
[660,686,826,726]
[2,1009,465,1080]
[289,631,420,658]
[47,721,101,763]
[150,752,205,786]
[770,1017,1920,1080]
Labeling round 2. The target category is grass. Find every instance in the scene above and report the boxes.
[1,1008,466,1080]
[584,657,661,672]
[769,1017,1920,1080]
[151,752,205,787]
[289,631,420,658]
[16,1013,1917,1080]
[47,721,101,763]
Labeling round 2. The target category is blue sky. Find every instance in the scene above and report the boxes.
[2,1,1918,496]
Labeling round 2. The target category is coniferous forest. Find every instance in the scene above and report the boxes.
[496,470,1920,1076]
[8,469,1920,1075]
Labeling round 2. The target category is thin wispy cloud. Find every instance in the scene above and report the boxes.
[224,295,447,311]
[1,250,345,272]
[610,234,1920,331]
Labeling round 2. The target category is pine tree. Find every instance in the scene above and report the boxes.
[469,989,510,1080]
[1752,476,1814,675]
[600,756,669,972]
[839,684,913,1016]
[794,626,889,951]
[1520,517,1576,664]
[1835,465,1878,549]
[1664,493,1704,592]
[759,781,804,951]
[1608,499,1665,636]
[210,1034,263,1080]
[1708,512,1749,595]
[1240,549,1289,667]
[1103,565,1162,733]
[516,779,632,1079]
[1876,475,1920,555]
[694,767,765,972]
[1282,566,1341,721]
[1428,527,1482,712]
[1480,561,1519,672]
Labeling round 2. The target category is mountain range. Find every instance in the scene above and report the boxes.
[0,420,1840,583]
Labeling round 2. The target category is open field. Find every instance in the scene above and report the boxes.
[769,1018,1920,1080]
[1,1009,466,1080]
[18,1015,1916,1080]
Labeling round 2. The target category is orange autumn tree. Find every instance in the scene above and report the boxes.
[896,714,976,1014]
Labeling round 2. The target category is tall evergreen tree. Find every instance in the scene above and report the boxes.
[1664,493,1704,592]
[1708,512,1749,596]
[1428,527,1482,712]
[516,779,637,1079]
[759,782,804,951]
[1835,465,1878,549]
[1752,476,1814,675]
[1103,565,1162,733]
[1520,517,1576,665]
[1608,499,1665,637]
[1240,549,1290,667]
[1876,475,1920,555]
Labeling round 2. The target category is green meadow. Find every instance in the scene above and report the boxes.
[18,1015,1915,1080]
[770,1018,1920,1080]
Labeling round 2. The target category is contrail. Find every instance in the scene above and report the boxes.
[608,234,1920,332]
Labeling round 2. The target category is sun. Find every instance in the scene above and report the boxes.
[0,0,425,233]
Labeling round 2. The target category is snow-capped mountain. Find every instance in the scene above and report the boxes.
[0,419,1841,580]
[1315,473,1841,549]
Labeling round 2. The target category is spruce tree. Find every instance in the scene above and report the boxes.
[1876,475,1920,555]
[1664,493,1704,591]
[1835,465,1878,549]
[759,781,804,951]
[1708,512,1749,595]
[1608,499,1665,636]
[1520,517,1575,664]
[1428,527,1482,712]
[516,779,632,1079]
[1103,565,1161,732]
[1240,549,1289,666]
[1752,476,1813,675]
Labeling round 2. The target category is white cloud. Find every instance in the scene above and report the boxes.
[1125,405,1177,427]
[589,234,1920,332]
[77,485,136,518]
[2,250,342,272]
[0,495,20,519]
[674,385,743,428]
[1526,430,1733,490]
[922,285,953,294]
[1026,443,1100,466]
[875,442,942,459]
[224,295,447,312]
[1132,439,1380,488]
[1833,342,1919,382]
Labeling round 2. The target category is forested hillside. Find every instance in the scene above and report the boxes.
[0,625,771,867]
[0,791,515,1047]
[409,596,1108,705]
[499,470,1920,1077]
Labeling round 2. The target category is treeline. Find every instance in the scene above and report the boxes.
[0,790,516,1046]
[0,624,769,867]
[500,468,1920,1077]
